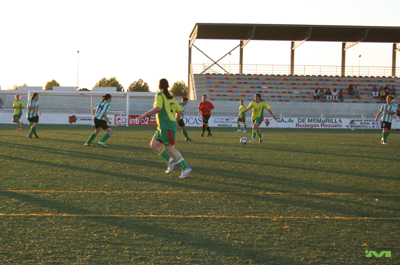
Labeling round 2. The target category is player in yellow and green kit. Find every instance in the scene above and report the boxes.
[12,94,24,131]
[139,78,192,179]
[236,99,247,133]
[240,93,277,143]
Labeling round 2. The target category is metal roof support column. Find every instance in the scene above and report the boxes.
[392,43,399,77]
[291,27,312,76]
[239,26,255,74]
[240,40,244,74]
[341,42,346,76]
[290,41,295,75]
[188,25,197,100]
[188,39,193,99]
[342,28,369,76]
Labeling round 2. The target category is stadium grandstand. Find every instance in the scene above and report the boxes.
[187,23,400,117]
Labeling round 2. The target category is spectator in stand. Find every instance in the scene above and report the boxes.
[348,84,354,97]
[372,85,379,97]
[338,89,344,102]
[319,88,325,101]
[354,85,360,97]
[325,88,332,100]
[390,85,397,99]
[0,98,4,109]
[380,86,386,102]
[332,88,338,101]
[385,85,391,97]
[313,88,319,101]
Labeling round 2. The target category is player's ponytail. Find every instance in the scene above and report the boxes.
[101,94,112,102]
[31,93,38,100]
[159,78,173,99]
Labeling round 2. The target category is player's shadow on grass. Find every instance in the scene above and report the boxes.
[184,150,399,182]
[0,141,153,167]
[0,190,305,265]
[209,141,399,163]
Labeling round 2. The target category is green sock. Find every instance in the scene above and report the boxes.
[86,133,97,144]
[183,130,189,139]
[29,126,34,136]
[258,133,262,139]
[383,132,388,142]
[17,122,21,129]
[100,133,110,143]
[32,127,37,136]
[237,124,241,130]
[176,157,189,170]
[244,124,247,131]
[252,131,256,139]
[158,148,172,163]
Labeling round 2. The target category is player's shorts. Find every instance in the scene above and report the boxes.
[381,121,392,130]
[237,117,246,123]
[153,128,175,147]
[28,116,39,124]
[13,114,21,120]
[178,119,185,127]
[94,118,110,130]
[252,117,263,125]
[202,115,211,123]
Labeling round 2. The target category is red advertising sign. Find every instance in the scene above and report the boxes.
[114,115,157,126]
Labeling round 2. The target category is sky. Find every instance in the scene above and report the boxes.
[0,0,399,92]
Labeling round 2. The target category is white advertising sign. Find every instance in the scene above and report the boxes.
[0,112,399,129]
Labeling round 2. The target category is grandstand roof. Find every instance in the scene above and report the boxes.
[190,23,400,43]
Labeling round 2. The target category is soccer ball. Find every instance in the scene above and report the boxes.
[240,137,248,144]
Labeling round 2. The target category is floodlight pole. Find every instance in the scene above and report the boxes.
[77,51,80,89]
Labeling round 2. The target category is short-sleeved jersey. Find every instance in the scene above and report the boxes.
[198,101,214,116]
[27,100,39,118]
[93,101,111,120]
[380,103,396,123]
[13,100,24,115]
[239,105,246,119]
[178,102,185,118]
[246,102,271,120]
[154,92,182,131]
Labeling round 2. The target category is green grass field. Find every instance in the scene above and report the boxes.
[1,124,399,264]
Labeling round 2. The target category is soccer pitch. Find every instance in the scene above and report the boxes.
[0,125,399,264]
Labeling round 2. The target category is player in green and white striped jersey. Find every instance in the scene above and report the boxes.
[375,95,396,144]
[84,94,113,147]
[178,97,192,141]
[26,93,41,139]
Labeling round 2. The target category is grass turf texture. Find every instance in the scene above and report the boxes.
[0,124,399,264]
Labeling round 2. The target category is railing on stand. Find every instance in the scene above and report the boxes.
[192,64,400,77]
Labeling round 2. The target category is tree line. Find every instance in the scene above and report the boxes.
[8,77,188,96]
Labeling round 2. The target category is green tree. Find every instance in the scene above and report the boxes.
[45,79,60,90]
[78,88,90,91]
[94,77,124,92]
[170,81,188,96]
[127,79,150,92]
[8,82,27,90]
[8,84,19,90]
